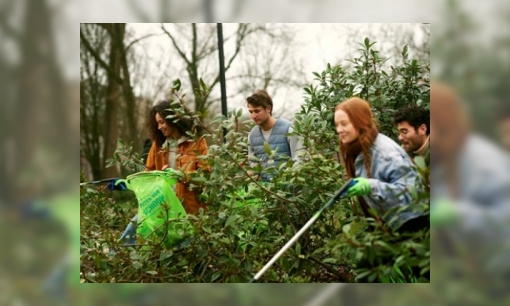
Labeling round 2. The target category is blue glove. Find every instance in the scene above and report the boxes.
[119,214,138,244]
[108,179,127,191]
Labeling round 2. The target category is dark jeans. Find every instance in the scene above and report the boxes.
[397,215,429,234]
[397,215,430,282]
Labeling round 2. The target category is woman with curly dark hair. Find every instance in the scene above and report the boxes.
[144,100,208,214]
[120,100,208,244]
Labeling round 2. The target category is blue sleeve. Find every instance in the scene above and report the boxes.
[367,150,420,213]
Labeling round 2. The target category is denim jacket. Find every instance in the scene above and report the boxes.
[355,133,425,229]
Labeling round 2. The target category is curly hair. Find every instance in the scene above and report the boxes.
[146,100,200,148]
[392,106,430,135]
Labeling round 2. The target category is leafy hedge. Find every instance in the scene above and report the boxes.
[80,38,430,283]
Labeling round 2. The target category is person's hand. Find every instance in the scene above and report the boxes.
[346,177,371,197]
[162,167,184,181]
[430,198,458,227]
[107,179,127,191]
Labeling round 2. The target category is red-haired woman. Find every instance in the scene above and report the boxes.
[335,97,428,281]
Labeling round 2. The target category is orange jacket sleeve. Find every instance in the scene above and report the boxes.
[197,137,210,172]
[145,141,157,171]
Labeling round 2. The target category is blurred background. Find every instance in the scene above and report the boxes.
[1,0,509,305]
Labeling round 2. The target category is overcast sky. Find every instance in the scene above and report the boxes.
[126,23,427,120]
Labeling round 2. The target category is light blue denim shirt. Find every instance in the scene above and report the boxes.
[354,133,425,229]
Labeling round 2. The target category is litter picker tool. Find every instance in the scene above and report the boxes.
[248,178,355,283]
[80,177,127,191]
[80,178,119,186]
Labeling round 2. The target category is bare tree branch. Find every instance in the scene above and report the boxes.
[196,26,216,60]
[80,27,124,84]
[206,24,253,100]
[228,74,307,88]
[161,23,191,66]
[125,33,162,52]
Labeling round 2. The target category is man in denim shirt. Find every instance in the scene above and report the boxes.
[393,106,430,166]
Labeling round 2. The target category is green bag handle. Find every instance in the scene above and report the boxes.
[115,169,182,190]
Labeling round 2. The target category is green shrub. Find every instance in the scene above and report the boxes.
[80,38,429,283]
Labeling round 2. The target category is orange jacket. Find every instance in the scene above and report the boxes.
[145,137,209,214]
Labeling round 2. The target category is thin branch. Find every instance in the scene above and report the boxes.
[80,264,98,283]
[227,74,307,88]
[207,92,244,104]
[80,28,124,84]
[125,33,162,52]
[195,25,217,60]
[309,255,351,282]
[161,24,191,66]
[97,23,115,36]
[198,257,212,282]
[207,24,251,100]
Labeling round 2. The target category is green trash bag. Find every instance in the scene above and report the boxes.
[227,183,270,234]
[116,169,189,247]
[228,183,265,209]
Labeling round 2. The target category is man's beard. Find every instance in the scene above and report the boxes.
[405,137,423,153]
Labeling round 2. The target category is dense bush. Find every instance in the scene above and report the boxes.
[80,38,429,283]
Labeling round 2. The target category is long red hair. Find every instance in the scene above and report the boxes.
[336,97,379,178]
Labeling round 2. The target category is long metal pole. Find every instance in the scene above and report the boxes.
[249,179,354,282]
[79,177,119,186]
[216,23,228,142]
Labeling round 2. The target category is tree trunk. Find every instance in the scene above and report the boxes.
[102,23,125,179]
[12,0,68,200]
[189,23,204,114]
[119,41,140,154]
